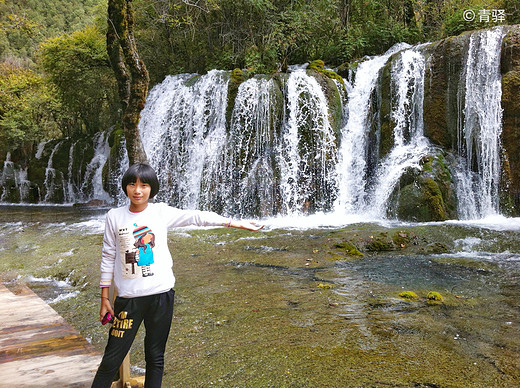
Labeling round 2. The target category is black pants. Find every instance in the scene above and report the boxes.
[92,289,175,388]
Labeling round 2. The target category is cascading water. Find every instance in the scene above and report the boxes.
[139,70,229,210]
[278,69,338,214]
[334,43,410,215]
[456,26,505,219]
[43,141,66,203]
[66,140,78,203]
[224,76,278,217]
[138,69,341,216]
[78,131,112,203]
[368,47,430,217]
[0,153,31,202]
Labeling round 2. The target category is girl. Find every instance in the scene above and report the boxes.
[92,163,263,388]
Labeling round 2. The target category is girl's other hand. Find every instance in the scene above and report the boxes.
[99,297,115,322]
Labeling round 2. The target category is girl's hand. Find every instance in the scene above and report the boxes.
[230,220,264,231]
[99,296,115,322]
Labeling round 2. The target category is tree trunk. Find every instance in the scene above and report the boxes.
[107,0,149,165]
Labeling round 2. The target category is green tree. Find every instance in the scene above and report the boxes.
[0,62,60,153]
[0,0,106,66]
[39,25,118,137]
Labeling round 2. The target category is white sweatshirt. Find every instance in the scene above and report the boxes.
[100,202,229,298]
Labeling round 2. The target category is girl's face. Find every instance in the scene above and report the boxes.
[126,178,151,212]
[142,233,153,244]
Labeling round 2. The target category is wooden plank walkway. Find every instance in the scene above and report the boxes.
[0,283,101,387]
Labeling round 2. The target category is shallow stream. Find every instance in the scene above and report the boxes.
[1,205,519,387]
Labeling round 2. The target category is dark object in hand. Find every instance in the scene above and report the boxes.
[102,312,114,325]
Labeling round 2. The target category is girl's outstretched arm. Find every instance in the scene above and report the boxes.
[228,220,264,231]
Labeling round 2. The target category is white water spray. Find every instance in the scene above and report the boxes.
[334,43,410,214]
[369,47,430,217]
[457,27,505,219]
[139,70,229,209]
[225,77,277,216]
[278,69,338,214]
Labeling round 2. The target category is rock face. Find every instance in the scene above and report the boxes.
[422,33,471,152]
[501,27,520,214]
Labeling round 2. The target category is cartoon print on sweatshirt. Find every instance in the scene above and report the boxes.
[133,225,155,277]
[117,224,155,279]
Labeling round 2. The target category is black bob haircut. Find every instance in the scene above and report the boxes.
[121,163,160,198]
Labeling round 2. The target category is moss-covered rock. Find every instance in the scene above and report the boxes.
[305,67,344,138]
[378,54,395,159]
[364,233,394,252]
[392,230,416,248]
[399,291,419,301]
[391,150,457,222]
[422,32,471,152]
[426,291,444,304]
[226,68,254,125]
[333,241,364,257]
[308,59,346,90]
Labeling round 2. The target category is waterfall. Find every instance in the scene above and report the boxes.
[66,140,78,203]
[43,141,66,203]
[138,69,341,216]
[457,26,505,219]
[278,69,338,215]
[369,47,430,217]
[0,26,513,221]
[334,43,410,215]
[139,70,229,210]
[0,153,31,202]
[79,131,112,203]
[225,76,277,217]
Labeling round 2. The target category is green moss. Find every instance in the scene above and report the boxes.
[399,291,419,301]
[308,59,345,90]
[394,151,456,222]
[308,60,325,71]
[424,177,446,221]
[333,241,364,257]
[317,283,333,289]
[226,68,252,124]
[108,126,124,148]
[379,62,393,158]
[392,231,414,247]
[365,234,394,252]
[230,68,245,84]
[427,291,444,303]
